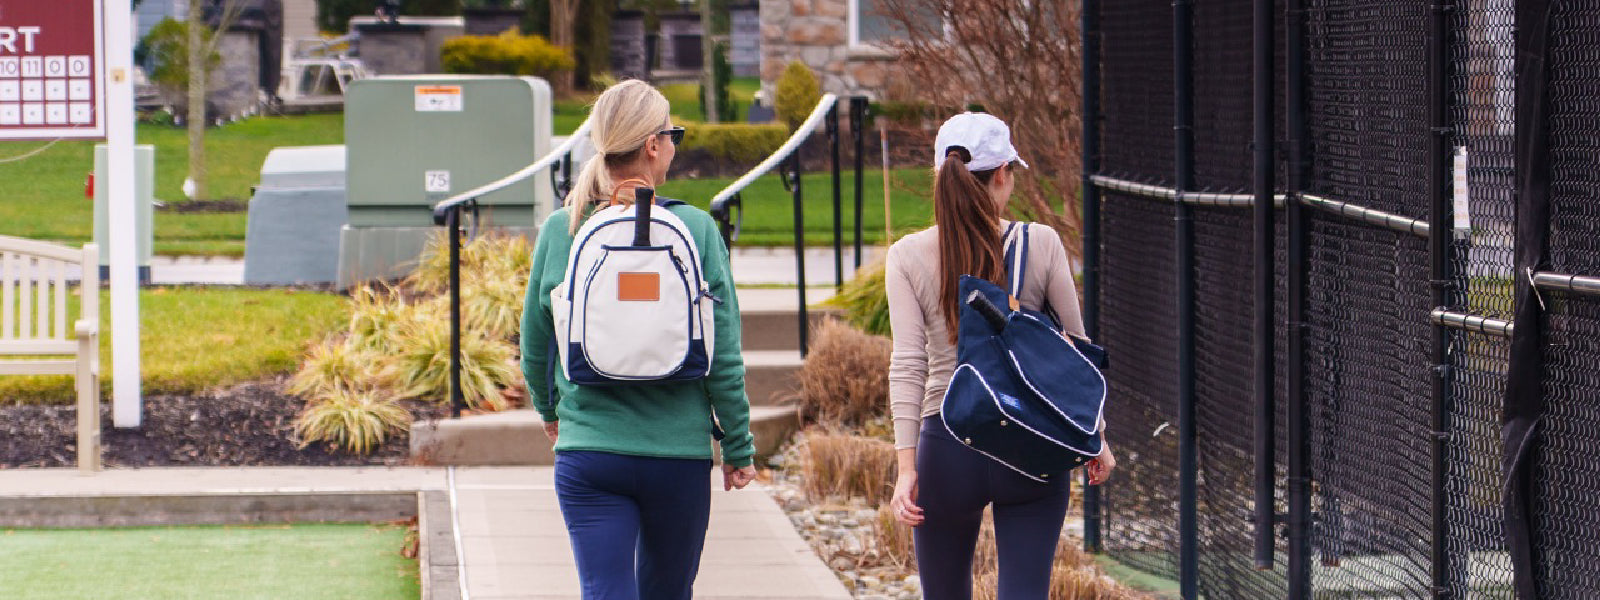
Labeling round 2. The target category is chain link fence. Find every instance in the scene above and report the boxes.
[1085,0,1600,597]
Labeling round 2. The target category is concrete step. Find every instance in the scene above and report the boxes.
[410,405,802,467]
[743,349,804,405]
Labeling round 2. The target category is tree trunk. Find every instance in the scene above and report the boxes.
[550,0,578,96]
[186,0,207,201]
[700,0,718,123]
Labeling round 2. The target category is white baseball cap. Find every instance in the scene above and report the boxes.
[933,112,1030,172]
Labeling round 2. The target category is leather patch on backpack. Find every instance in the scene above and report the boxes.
[617,272,661,301]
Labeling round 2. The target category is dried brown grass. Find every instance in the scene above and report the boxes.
[797,428,898,506]
[872,506,1155,600]
[788,318,892,428]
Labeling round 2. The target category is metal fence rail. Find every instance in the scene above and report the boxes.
[1086,0,1600,597]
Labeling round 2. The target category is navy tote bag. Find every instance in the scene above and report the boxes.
[940,223,1108,483]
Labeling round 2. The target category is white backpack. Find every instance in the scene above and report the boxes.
[550,186,715,385]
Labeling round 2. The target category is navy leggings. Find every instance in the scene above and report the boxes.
[914,414,1072,600]
[553,450,713,600]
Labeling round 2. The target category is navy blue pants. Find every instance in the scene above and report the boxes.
[553,450,713,600]
[914,414,1073,600]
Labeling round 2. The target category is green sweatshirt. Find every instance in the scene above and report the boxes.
[519,202,755,467]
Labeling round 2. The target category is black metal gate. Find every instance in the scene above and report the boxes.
[1081,0,1600,598]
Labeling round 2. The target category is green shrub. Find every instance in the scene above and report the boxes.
[139,18,219,93]
[774,61,821,130]
[440,31,575,78]
[822,260,890,337]
[681,123,788,162]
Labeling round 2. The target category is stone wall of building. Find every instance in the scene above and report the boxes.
[759,0,900,101]
[211,30,262,120]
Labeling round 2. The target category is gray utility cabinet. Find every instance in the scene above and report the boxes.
[339,75,553,288]
[243,145,348,285]
[93,144,154,283]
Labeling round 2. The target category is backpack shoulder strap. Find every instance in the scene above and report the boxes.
[1002,222,1030,298]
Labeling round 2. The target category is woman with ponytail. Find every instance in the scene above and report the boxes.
[882,113,1117,599]
[519,80,757,600]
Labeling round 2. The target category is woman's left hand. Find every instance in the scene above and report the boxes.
[1086,442,1117,485]
[723,464,757,491]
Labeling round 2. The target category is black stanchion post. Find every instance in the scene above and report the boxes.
[1252,0,1278,570]
[1285,0,1312,595]
[1426,0,1456,597]
[1080,0,1104,555]
[829,102,843,289]
[851,96,868,268]
[790,154,810,357]
[1174,0,1198,596]
[447,205,464,419]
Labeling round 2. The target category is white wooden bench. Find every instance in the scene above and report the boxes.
[0,236,99,472]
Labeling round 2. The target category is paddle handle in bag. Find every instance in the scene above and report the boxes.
[633,187,654,246]
[966,290,1009,333]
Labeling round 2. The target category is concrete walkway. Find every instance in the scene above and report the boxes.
[0,467,850,600]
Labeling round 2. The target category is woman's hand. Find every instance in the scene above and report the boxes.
[723,464,757,491]
[888,471,924,526]
[542,420,559,444]
[1086,442,1117,485]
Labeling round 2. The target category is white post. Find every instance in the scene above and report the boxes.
[104,0,141,428]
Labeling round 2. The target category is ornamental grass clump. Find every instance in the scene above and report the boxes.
[387,313,518,412]
[292,388,413,454]
[797,429,897,506]
[788,318,892,428]
[821,259,890,337]
[292,230,534,454]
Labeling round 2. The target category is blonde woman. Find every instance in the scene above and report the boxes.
[884,113,1116,599]
[519,80,758,600]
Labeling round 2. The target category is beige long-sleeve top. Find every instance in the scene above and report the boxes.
[885,222,1088,450]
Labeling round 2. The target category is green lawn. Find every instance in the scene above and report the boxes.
[658,167,936,246]
[0,114,346,256]
[0,524,418,600]
[0,287,348,405]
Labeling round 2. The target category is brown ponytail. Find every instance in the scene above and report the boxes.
[933,147,1006,344]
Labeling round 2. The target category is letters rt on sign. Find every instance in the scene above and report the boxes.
[0,0,106,139]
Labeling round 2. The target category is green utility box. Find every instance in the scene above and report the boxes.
[93,144,155,283]
[339,76,553,287]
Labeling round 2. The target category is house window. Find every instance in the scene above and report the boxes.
[850,0,941,47]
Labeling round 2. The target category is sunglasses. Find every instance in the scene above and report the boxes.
[658,126,685,145]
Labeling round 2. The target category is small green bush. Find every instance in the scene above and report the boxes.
[140,18,219,93]
[697,42,736,122]
[440,31,575,78]
[774,61,821,130]
[681,123,788,162]
[293,388,413,454]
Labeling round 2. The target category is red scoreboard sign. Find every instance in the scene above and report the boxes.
[0,0,106,139]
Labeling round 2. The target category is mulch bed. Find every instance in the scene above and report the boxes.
[0,377,449,469]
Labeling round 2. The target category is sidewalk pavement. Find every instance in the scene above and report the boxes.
[0,467,851,600]
[146,246,884,287]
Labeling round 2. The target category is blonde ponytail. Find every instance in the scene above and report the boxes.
[564,80,672,233]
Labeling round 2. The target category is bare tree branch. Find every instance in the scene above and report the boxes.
[876,0,1085,259]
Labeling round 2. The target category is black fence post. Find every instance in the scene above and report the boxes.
[789,154,810,357]
[851,96,868,269]
[1284,0,1313,596]
[829,102,843,289]
[1080,0,1104,555]
[1174,0,1198,596]
[1425,1,1457,597]
[447,204,465,419]
[1252,0,1278,570]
